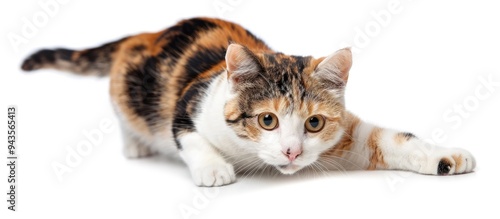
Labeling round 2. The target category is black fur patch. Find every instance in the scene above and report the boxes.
[400,132,416,140]
[55,48,74,61]
[125,57,164,130]
[172,85,198,133]
[172,76,218,149]
[21,49,55,71]
[158,18,218,66]
[185,46,226,80]
[438,158,452,175]
[37,49,56,63]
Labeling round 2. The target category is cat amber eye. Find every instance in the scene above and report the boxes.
[305,115,325,133]
[258,112,279,130]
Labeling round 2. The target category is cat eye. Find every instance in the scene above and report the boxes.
[305,115,325,133]
[258,112,279,130]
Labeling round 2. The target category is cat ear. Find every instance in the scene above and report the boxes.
[313,48,352,88]
[225,44,262,84]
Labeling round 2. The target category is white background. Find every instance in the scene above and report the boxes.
[1,0,500,218]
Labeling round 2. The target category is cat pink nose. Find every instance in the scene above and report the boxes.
[283,148,302,162]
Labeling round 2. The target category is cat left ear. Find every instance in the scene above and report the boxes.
[225,44,262,84]
[313,48,352,88]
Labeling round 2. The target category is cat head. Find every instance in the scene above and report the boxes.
[223,44,352,174]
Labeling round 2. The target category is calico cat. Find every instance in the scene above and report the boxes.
[21,17,475,186]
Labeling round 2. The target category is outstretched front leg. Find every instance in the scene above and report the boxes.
[176,132,236,186]
[325,112,476,175]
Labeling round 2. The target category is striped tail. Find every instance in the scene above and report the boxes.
[21,37,128,76]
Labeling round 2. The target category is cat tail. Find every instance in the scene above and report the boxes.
[20,36,129,77]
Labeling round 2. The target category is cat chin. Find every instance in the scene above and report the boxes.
[275,164,303,175]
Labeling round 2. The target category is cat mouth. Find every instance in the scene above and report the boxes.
[276,164,302,175]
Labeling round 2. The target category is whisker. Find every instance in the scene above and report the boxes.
[321,158,348,175]
[321,155,365,171]
[314,161,333,177]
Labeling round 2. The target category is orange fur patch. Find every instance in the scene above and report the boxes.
[394,133,406,145]
[452,154,463,170]
[224,99,241,121]
[245,123,261,141]
[367,127,385,170]
[322,113,360,157]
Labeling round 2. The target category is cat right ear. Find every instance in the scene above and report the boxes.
[313,47,352,88]
[225,44,262,84]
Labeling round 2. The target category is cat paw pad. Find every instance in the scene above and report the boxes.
[436,149,476,175]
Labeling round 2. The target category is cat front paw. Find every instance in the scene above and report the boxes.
[190,162,236,187]
[434,148,476,175]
